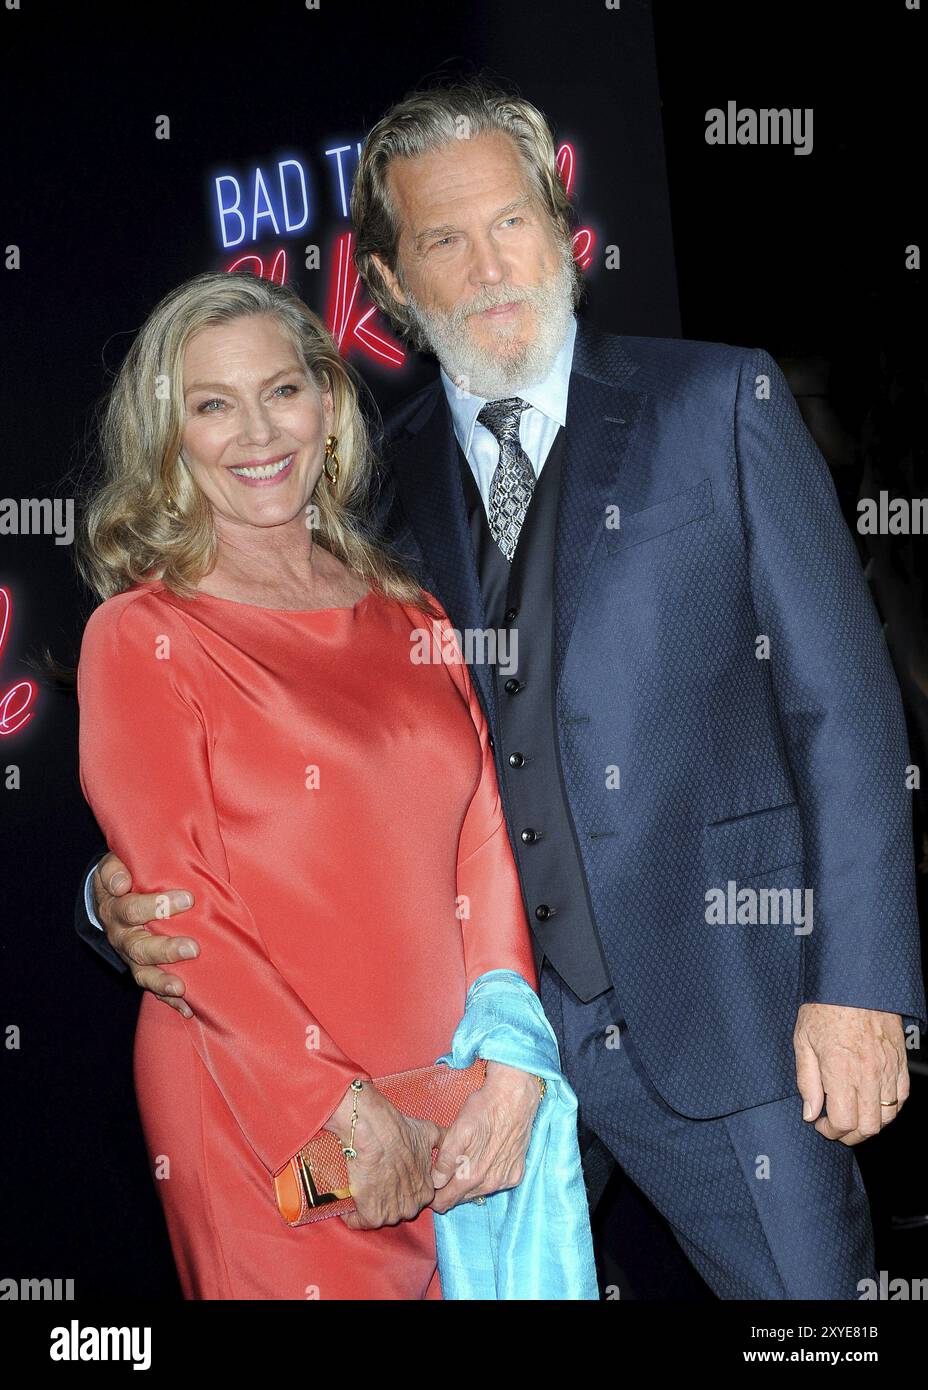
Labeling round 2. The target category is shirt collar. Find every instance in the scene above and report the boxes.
[440,313,577,458]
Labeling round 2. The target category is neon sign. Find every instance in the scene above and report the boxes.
[323,142,365,218]
[214,159,311,248]
[226,248,288,285]
[0,586,37,735]
[325,231,404,368]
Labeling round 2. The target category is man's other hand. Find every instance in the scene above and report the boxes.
[794,1002,909,1144]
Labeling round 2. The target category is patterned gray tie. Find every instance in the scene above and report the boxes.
[477,396,535,562]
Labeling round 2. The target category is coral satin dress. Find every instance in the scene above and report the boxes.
[77,577,537,1300]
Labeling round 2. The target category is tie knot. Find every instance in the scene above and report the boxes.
[477,397,529,446]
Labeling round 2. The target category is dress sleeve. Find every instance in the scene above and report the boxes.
[448,622,538,994]
[77,594,371,1176]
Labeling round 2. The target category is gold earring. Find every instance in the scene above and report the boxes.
[323,434,340,487]
[166,457,185,518]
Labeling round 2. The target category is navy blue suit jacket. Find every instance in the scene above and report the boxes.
[369,314,927,1118]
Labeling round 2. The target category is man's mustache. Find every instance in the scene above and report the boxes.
[454,292,530,324]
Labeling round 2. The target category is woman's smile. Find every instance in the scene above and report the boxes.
[225,452,296,487]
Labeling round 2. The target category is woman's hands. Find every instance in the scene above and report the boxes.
[326,1083,442,1230]
[429,1061,541,1213]
[325,1062,541,1228]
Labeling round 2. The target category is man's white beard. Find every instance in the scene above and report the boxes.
[400,242,577,401]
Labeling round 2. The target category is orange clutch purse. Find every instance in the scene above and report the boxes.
[273,1059,488,1225]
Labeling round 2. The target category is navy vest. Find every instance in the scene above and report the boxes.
[457,429,613,1001]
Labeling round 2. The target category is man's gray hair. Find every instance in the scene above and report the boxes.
[350,76,584,347]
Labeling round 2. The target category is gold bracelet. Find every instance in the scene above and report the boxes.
[535,1075,547,1101]
[342,1078,364,1160]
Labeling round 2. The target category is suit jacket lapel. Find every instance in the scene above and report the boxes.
[553,319,648,690]
[388,386,499,725]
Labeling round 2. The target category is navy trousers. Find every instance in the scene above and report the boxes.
[539,961,876,1299]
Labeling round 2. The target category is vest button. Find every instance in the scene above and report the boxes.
[504,607,518,623]
[534,904,554,922]
[509,752,525,768]
[521,828,538,844]
[504,678,521,694]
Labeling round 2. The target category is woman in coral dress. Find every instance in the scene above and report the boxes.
[76,271,540,1300]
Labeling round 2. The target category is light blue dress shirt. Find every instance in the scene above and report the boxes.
[440,313,577,518]
[83,314,579,933]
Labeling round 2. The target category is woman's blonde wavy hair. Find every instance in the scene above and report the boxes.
[78,269,436,613]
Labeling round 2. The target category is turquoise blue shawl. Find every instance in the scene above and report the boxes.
[432,969,599,1300]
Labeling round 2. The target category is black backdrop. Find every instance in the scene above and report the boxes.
[1,0,925,1303]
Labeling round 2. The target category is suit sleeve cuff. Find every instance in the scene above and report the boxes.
[84,864,104,931]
